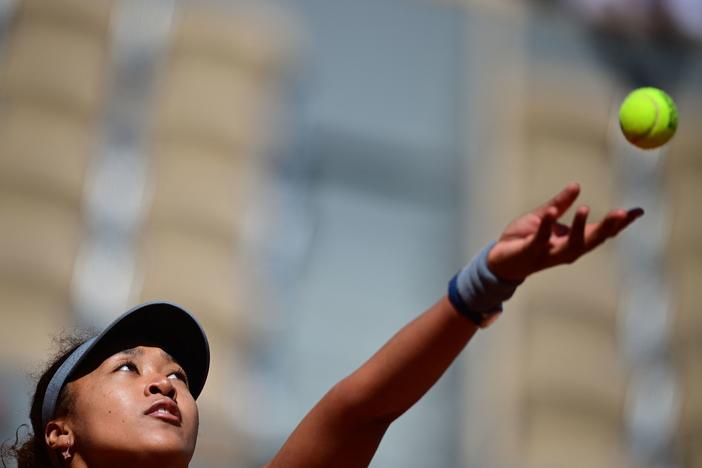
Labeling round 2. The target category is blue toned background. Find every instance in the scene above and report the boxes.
[1,1,701,467]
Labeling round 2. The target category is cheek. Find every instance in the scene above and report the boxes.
[71,384,140,443]
[178,396,199,441]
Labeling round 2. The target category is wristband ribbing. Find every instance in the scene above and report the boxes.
[448,241,523,327]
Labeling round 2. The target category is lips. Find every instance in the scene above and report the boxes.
[144,399,182,426]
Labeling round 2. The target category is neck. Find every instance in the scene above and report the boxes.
[69,452,189,468]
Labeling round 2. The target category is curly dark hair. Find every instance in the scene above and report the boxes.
[1,331,95,468]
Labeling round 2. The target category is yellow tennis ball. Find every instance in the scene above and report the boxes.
[619,87,678,149]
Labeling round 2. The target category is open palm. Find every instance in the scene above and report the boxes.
[487,182,644,281]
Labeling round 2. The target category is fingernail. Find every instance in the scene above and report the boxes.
[628,208,645,217]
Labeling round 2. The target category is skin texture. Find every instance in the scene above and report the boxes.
[44,346,198,468]
[265,182,643,468]
[487,182,643,281]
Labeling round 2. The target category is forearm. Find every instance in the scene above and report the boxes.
[267,244,517,467]
[266,297,477,468]
[334,296,477,424]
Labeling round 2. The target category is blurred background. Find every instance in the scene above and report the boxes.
[0,0,700,467]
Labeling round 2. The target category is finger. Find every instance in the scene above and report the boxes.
[533,182,580,219]
[566,205,589,252]
[583,209,627,249]
[532,206,557,247]
[609,207,645,236]
[628,207,645,218]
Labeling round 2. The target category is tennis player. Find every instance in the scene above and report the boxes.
[3,182,643,468]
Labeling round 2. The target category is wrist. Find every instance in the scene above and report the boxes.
[486,244,529,283]
[448,241,523,328]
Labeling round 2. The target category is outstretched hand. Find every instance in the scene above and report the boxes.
[487,182,644,281]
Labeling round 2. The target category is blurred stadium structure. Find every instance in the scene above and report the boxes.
[0,0,700,467]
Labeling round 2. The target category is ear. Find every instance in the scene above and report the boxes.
[45,419,74,454]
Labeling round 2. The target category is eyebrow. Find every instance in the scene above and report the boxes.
[118,347,178,364]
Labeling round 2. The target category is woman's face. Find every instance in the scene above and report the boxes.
[62,345,199,467]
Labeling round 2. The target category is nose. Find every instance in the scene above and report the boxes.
[146,376,177,400]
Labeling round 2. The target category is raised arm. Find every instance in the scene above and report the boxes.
[265,182,643,468]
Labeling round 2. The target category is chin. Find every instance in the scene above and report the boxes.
[138,430,197,458]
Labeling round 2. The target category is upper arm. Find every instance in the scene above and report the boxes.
[264,381,392,468]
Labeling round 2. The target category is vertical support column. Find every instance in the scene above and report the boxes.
[0,0,112,442]
[73,0,176,326]
[665,87,702,467]
[0,0,112,361]
[134,4,293,465]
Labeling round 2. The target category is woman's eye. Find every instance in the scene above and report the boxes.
[117,362,137,372]
[168,370,188,385]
